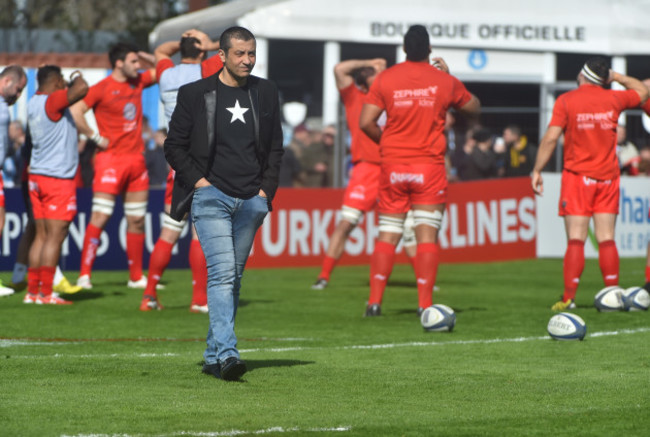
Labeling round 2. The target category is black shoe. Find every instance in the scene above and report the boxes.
[220,357,247,381]
[417,307,424,317]
[364,304,381,317]
[202,362,221,379]
[644,282,650,293]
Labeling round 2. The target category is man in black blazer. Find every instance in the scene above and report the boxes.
[164,26,283,381]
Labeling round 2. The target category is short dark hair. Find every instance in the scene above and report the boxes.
[404,25,430,62]
[352,66,376,89]
[583,56,609,85]
[219,26,255,54]
[108,42,139,68]
[473,128,492,143]
[180,36,203,59]
[37,65,62,87]
[504,124,521,137]
[0,65,26,82]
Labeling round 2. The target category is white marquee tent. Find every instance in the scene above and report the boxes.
[150,0,650,185]
[150,0,650,55]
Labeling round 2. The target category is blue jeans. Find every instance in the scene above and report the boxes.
[191,185,268,365]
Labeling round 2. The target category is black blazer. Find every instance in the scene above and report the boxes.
[164,71,284,221]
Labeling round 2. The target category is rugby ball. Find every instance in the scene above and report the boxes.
[621,286,650,311]
[594,286,624,312]
[547,312,587,341]
[420,304,456,332]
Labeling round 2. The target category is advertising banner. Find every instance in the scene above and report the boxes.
[0,177,537,272]
[247,178,536,268]
[0,188,186,272]
[536,172,650,258]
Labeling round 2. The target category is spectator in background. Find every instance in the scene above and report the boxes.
[444,111,465,182]
[142,115,155,151]
[287,123,309,186]
[76,136,97,188]
[146,128,168,187]
[321,124,336,187]
[303,125,328,187]
[616,124,640,175]
[3,120,26,187]
[493,135,507,177]
[458,128,498,180]
[278,139,303,187]
[639,146,650,176]
[289,123,328,187]
[503,124,537,177]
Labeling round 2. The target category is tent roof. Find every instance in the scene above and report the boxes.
[150,0,650,55]
[149,0,283,48]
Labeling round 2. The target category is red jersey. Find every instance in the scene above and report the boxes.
[339,84,380,164]
[549,84,640,180]
[83,71,155,155]
[365,61,472,164]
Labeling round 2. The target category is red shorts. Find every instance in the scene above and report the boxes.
[28,174,77,221]
[0,174,4,208]
[93,152,149,195]
[559,170,619,216]
[164,169,175,207]
[342,162,380,212]
[378,163,447,214]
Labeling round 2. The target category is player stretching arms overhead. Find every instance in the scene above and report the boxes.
[359,25,480,317]
[312,58,421,290]
[24,66,89,305]
[70,43,157,290]
[140,29,223,312]
[311,58,386,290]
[532,57,648,311]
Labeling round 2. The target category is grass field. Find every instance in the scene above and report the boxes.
[1,258,649,437]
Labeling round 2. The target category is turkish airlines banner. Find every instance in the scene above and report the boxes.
[248,177,536,268]
[0,177,536,272]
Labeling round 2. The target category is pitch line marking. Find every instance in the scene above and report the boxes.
[242,326,650,353]
[61,426,352,437]
[4,327,649,360]
[0,337,312,347]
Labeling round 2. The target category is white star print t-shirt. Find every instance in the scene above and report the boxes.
[209,79,261,198]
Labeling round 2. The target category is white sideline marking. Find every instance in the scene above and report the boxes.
[0,340,69,347]
[61,426,352,437]
[0,338,311,349]
[588,327,650,337]
[240,326,650,354]
[4,327,650,360]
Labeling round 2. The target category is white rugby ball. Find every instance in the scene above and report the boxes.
[594,286,624,312]
[420,304,456,332]
[547,312,587,341]
[622,286,650,311]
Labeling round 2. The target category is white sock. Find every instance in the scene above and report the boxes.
[11,263,28,284]
[54,266,64,284]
